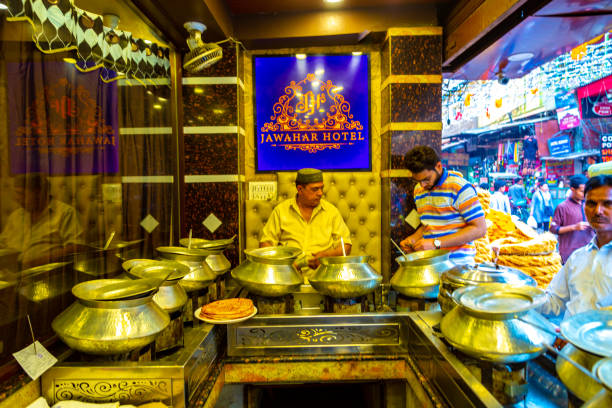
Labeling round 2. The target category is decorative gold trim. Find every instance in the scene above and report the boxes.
[385,27,442,43]
[381,122,443,133]
[382,75,442,89]
[381,170,413,178]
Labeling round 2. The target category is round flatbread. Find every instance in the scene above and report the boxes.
[200,298,254,320]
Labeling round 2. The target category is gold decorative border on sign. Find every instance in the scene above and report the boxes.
[381,75,442,90]
[381,122,443,133]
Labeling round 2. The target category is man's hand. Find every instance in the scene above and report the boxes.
[399,237,415,253]
[574,221,590,231]
[411,238,435,252]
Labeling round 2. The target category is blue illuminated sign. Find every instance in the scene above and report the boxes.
[254,54,370,172]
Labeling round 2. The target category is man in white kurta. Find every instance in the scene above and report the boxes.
[539,175,612,322]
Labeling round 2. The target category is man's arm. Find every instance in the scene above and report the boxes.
[259,207,281,247]
[412,216,486,251]
[549,205,590,235]
[538,263,570,317]
[400,225,424,253]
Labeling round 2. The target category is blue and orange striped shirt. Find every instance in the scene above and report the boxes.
[413,169,485,264]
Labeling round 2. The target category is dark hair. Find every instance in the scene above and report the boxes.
[585,175,612,195]
[569,174,588,189]
[494,179,506,191]
[404,146,440,173]
[479,182,489,190]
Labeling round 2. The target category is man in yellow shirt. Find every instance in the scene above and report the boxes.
[260,168,352,276]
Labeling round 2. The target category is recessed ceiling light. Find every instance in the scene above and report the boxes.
[157,96,167,102]
[194,87,204,94]
[153,104,162,110]
[508,52,534,62]
[296,53,307,60]
[352,51,363,56]
[324,0,343,3]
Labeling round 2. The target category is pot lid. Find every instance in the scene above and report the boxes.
[443,262,536,286]
[319,255,370,265]
[73,279,157,301]
[595,357,612,391]
[561,310,612,357]
[156,246,215,257]
[453,283,545,319]
[122,259,158,272]
[396,249,450,266]
[128,261,190,281]
[244,246,302,261]
[179,236,235,249]
[88,239,143,251]
[21,261,72,278]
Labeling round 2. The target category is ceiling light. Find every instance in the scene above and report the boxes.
[157,96,167,102]
[63,58,77,64]
[352,51,363,56]
[153,104,162,110]
[324,0,343,3]
[146,90,153,95]
[296,54,307,60]
[194,87,204,94]
[508,52,534,62]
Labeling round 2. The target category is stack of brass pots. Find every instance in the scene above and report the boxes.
[309,255,382,298]
[440,283,554,363]
[231,246,303,297]
[583,358,612,407]
[52,279,170,355]
[556,310,612,403]
[126,261,190,313]
[156,246,218,292]
[178,237,233,275]
[390,250,454,299]
[438,262,537,314]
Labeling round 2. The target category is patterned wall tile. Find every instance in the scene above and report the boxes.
[390,36,442,75]
[381,85,390,127]
[183,84,237,126]
[381,39,390,82]
[184,182,240,266]
[184,42,237,78]
[390,83,441,123]
[120,134,175,176]
[391,130,441,169]
[389,177,418,274]
[184,134,238,175]
[381,130,391,171]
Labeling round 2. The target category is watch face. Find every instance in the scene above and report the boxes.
[434,240,441,249]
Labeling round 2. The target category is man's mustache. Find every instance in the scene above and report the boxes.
[590,216,610,223]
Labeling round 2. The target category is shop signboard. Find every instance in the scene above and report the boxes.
[547,135,571,157]
[581,94,612,119]
[601,134,612,162]
[546,159,574,179]
[254,54,371,171]
[556,106,581,130]
[441,152,469,167]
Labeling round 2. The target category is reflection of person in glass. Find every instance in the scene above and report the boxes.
[0,173,83,268]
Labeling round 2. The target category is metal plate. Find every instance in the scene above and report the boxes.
[245,246,302,260]
[595,357,612,391]
[453,283,545,319]
[194,306,257,324]
[561,310,612,357]
[179,237,234,249]
[122,258,158,272]
[129,261,190,281]
[73,278,157,301]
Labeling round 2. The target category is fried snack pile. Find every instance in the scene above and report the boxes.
[200,298,255,320]
[474,188,561,288]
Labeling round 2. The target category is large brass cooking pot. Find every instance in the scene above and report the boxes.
[556,343,604,402]
[231,246,303,297]
[583,358,612,408]
[438,262,537,314]
[127,261,190,313]
[390,250,454,299]
[309,255,382,298]
[440,283,554,363]
[178,237,232,274]
[52,279,170,355]
[156,246,218,292]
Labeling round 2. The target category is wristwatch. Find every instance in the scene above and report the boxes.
[434,239,441,249]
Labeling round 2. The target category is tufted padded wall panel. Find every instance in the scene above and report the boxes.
[245,172,381,274]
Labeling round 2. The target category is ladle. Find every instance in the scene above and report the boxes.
[390,238,408,259]
[92,270,174,301]
[188,228,193,249]
[103,230,116,250]
[340,237,346,257]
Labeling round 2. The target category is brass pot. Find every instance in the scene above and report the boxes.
[556,343,604,402]
[309,255,382,298]
[440,284,553,363]
[583,358,612,407]
[178,238,233,275]
[156,246,218,291]
[127,261,190,313]
[52,279,170,355]
[231,246,303,297]
[390,250,454,299]
[438,262,537,314]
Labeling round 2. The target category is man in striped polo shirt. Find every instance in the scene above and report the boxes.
[400,146,486,265]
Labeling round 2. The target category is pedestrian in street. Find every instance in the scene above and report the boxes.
[531,178,554,232]
[508,178,527,213]
[550,174,594,263]
[490,179,511,214]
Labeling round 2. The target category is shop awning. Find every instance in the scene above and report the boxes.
[540,149,600,161]
[441,139,467,151]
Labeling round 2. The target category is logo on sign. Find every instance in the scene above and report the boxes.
[593,96,612,117]
[259,73,364,153]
